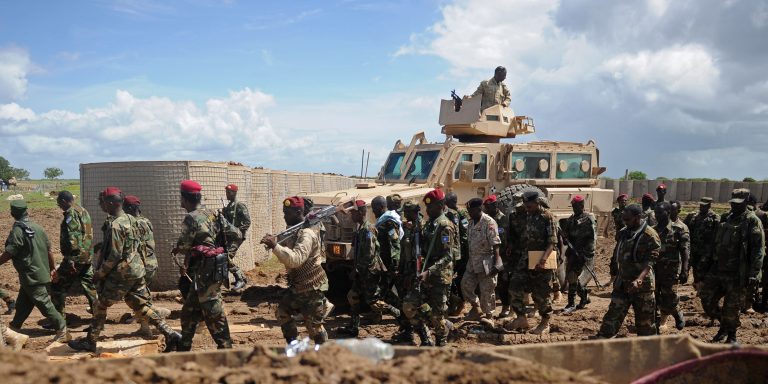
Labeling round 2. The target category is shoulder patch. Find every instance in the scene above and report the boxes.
[65,216,73,224]
[442,235,449,244]
[498,227,504,234]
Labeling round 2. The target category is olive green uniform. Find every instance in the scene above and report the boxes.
[222,200,250,282]
[653,220,690,319]
[509,209,558,319]
[684,210,719,284]
[51,204,97,316]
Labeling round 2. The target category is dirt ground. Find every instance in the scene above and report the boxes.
[1,207,768,368]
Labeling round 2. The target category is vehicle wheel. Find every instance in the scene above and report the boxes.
[496,184,545,211]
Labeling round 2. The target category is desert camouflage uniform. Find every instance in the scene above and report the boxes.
[597,224,660,337]
[472,77,511,110]
[461,212,500,317]
[176,208,231,350]
[562,211,596,303]
[273,227,329,344]
[222,199,250,281]
[51,204,97,316]
[699,211,764,333]
[509,208,557,319]
[684,210,720,284]
[653,220,690,319]
[402,213,457,345]
[445,206,469,312]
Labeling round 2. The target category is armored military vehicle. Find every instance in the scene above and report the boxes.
[306,95,614,297]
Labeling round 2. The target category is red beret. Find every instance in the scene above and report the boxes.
[423,188,445,204]
[124,195,141,205]
[642,193,654,200]
[283,196,304,209]
[617,193,629,201]
[483,195,498,205]
[180,180,202,193]
[225,184,238,192]
[571,195,584,203]
[102,187,122,197]
[656,184,667,190]
[354,199,366,208]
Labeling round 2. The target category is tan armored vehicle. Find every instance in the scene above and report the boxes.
[306,95,614,294]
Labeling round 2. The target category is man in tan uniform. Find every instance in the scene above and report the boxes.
[471,66,511,111]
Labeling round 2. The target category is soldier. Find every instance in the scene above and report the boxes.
[398,200,425,345]
[461,198,502,321]
[1,200,69,343]
[49,191,97,324]
[371,195,402,304]
[171,180,232,350]
[684,197,719,288]
[261,196,330,345]
[653,201,690,331]
[562,195,596,314]
[387,194,403,216]
[746,195,767,313]
[222,184,250,291]
[500,192,526,318]
[656,184,667,204]
[595,204,660,338]
[339,200,400,337]
[0,288,15,314]
[758,200,768,312]
[444,192,469,316]
[641,193,657,226]
[483,195,507,314]
[401,189,458,346]
[471,66,511,111]
[699,189,764,343]
[605,194,629,239]
[507,192,557,335]
[68,188,180,352]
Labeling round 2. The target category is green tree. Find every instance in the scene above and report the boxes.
[44,167,64,180]
[627,170,647,180]
[743,177,756,182]
[0,156,30,180]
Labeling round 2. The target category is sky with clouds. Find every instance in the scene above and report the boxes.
[1,0,767,179]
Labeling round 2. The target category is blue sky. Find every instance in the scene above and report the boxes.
[2,0,768,180]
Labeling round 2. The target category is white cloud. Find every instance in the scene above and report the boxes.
[0,46,33,101]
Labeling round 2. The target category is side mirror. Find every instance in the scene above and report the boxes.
[458,161,474,183]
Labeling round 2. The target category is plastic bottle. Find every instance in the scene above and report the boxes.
[285,337,318,357]
[333,337,395,361]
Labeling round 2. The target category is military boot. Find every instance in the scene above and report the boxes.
[711,329,728,343]
[386,304,402,319]
[137,319,153,338]
[530,315,550,336]
[577,287,591,309]
[506,314,530,331]
[552,290,562,303]
[726,331,737,344]
[232,271,248,291]
[416,324,433,347]
[322,301,335,318]
[466,304,482,320]
[390,318,414,344]
[4,299,15,315]
[157,322,182,353]
[337,314,360,337]
[3,326,29,351]
[67,334,97,352]
[435,320,453,347]
[498,305,511,318]
[313,326,328,345]
[657,314,670,332]
[52,327,72,343]
[672,310,686,331]
[562,289,577,314]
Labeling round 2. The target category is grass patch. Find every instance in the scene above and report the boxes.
[0,180,80,212]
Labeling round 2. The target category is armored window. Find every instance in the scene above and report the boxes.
[453,153,488,180]
[381,152,405,180]
[555,153,592,179]
[405,150,440,182]
[510,152,551,179]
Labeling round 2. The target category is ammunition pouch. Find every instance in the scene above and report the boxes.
[193,246,229,289]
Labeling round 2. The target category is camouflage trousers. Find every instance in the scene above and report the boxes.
[9,283,65,331]
[180,281,231,350]
[402,282,450,339]
[598,281,656,337]
[509,267,553,318]
[226,238,246,279]
[50,261,98,316]
[690,250,707,284]
[461,271,497,317]
[654,259,681,317]
[276,288,328,344]
[699,274,744,332]
[90,277,167,342]
[348,273,396,316]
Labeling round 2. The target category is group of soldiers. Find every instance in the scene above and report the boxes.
[0,180,253,352]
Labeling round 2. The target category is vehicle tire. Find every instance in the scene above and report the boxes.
[496,184,545,211]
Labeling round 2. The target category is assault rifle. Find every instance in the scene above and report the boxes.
[274,204,340,245]
[561,235,603,290]
[450,89,462,112]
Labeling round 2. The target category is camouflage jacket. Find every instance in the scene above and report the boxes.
[99,211,144,281]
[353,222,385,276]
[611,207,625,238]
[613,224,660,292]
[176,207,218,271]
[563,211,597,258]
[223,200,251,237]
[711,210,765,283]
[60,204,93,264]
[523,208,558,253]
[642,208,657,227]
[445,207,469,260]
[506,209,527,261]
[375,216,401,273]
[653,220,690,265]
[420,213,458,285]
[134,214,157,274]
[489,210,509,256]
[684,210,720,257]
[399,220,422,281]
[471,77,511,110]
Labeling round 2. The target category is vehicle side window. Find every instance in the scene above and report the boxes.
[382,153,405,180]
[510,152,551,179]
[453,153,488,180]
[555,153,591,179]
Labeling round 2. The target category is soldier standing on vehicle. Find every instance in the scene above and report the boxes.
[699,189,764,344]
[1,200,70,343]
[606,194,629,239]
[461,198,502,321]
[50,191,97,321]
[653,201,690,332]
[222,184,250,291]
[500,192,527,318]
[261,196,330,345]
[684,197,719,289]
[445,192,469,316]
[594,204,660,338]
[402,189,457,346]
[642,193,657,226]
[471,66,511,111]
[68,188,180,352]
[562,195,596,314]
[507,192,557,335]
[397,200,423,345]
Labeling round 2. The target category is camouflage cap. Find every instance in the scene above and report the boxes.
[699,197,713,205]
[729,189,751,204]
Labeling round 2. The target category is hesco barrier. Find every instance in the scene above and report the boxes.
[80,161,358,290]
[600,179,768,203]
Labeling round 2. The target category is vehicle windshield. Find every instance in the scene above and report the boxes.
[405,150,440,181]
[381,152,406,181]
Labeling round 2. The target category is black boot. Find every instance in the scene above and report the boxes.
[158,322,182,353]
[67,336,96,352]
[232,271,247,291]
[672,310,685,331]
[391,324,414,344]
[577,287,591,309]
[314,327,328,345]
[416,324,433,347]
[337,314,360,337]
[726,331,737,344]
[711,329,727,343]
[562,289,577,314]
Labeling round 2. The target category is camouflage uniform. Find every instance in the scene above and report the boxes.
[402,213,457,345]
[461,212,500,317]
[643,208,657,227]
[445,206,469,311]
[509,208,557,319]
[699,210,764,335]
[754,208,768,310]
[472,77,511,110]
[611,206,625,240]
[562,211,596,308]
[375,212,402,307]
[273,227,330,344]
[222,199,250,282]
[134,214,157,283]
[653,219,690,321]
[51,204,98,316]
[502,207,528,307]
[684,209,720,284]
[597,224,660,337]
[347,222,396,320]
[176,207,232,350]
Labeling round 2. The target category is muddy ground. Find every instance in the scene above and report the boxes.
[2,207,768,355]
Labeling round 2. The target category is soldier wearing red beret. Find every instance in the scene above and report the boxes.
[561,195,597,314]
[642,193,657,226]
[222,183,251,291]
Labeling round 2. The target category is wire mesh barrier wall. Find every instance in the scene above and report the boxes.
[80,161,358,290]
[599,179,768,203]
